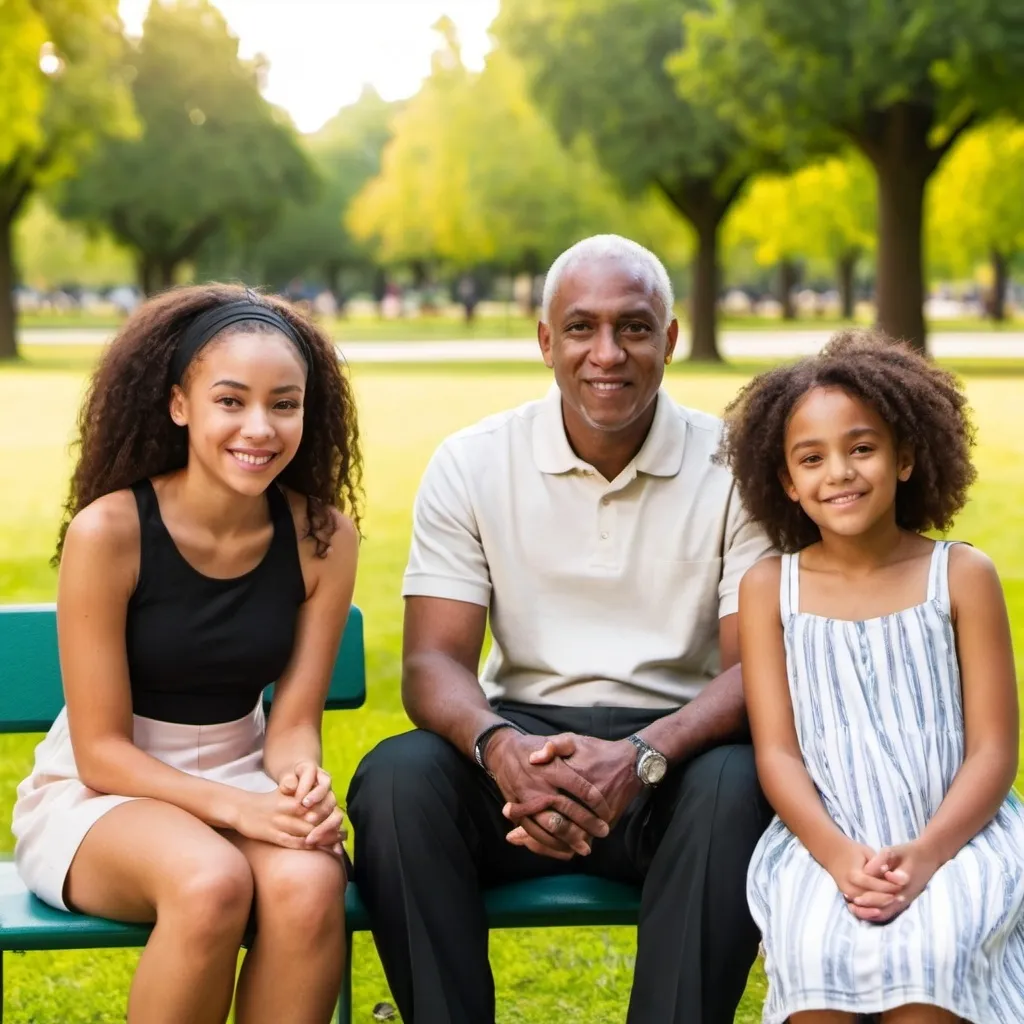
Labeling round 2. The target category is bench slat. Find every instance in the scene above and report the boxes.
[0,861,639,950]
[0,605,366,733]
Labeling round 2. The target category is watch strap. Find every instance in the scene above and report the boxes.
[473,720,525,772]
[626,733,665,786]
[626,733,652,757]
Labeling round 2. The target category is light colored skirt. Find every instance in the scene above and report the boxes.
[12,700,277,911]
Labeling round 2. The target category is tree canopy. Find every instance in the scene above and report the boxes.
[496,0,785,360]
[674,0,1024,348]
[60,0,316,295]
[16,197,133,291]
[928,118,1024,319]
[207,85,398,299]
[726,152,875,317]
[348,20,690,294]
[0,0,134,358]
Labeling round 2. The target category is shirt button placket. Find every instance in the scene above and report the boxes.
[598,492,614,548]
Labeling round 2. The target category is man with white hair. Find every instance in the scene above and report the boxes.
[348,235,775,1023]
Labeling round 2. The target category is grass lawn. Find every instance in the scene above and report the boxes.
[16,309,1024,341]
[1,354,1023,1022]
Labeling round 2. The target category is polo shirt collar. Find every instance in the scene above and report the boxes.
[532,385,686,478]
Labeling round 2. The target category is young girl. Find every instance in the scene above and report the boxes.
[719,330,1024,1024]
[12,284,362,1024]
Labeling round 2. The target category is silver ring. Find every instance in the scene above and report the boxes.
[548,812,564,832]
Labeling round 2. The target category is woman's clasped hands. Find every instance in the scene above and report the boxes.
[828,839,939,924]
[233,759,347,858]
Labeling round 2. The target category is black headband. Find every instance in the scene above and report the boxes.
[170,299,312,385]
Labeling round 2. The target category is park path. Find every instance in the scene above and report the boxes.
[17,327,1024,361]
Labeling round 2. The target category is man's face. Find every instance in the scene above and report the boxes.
[538,260,677,436]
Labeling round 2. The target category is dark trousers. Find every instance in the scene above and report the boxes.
[347,702,773,1024]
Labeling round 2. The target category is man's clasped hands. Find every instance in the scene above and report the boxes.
[485,729,645,861]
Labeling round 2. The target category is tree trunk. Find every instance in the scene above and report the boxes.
[157,261,177,293]
[779,260,798,320]
[874,158,927,350]
[859,105,937,353]
[0,215,17,360]
[138,255,158,296]
[688,214,723,362]
[662,176,742,362]
[837,252,858,320]
[989,249,1008,322]
[323,260,347,315]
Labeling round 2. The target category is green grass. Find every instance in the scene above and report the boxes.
[17,308,1024,341]
[2,358,1023,1023]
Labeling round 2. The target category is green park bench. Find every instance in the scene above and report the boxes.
[0,603,642,1022]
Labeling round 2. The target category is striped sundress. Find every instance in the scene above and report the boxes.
[748,541,1024,1023]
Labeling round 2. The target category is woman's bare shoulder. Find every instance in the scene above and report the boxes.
[64,489,140,554]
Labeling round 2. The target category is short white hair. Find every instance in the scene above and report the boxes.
[541,234,674,324]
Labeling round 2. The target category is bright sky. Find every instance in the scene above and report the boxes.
[119,0,500,133]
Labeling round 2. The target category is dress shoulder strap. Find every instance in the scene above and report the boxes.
[779,552,800,619]
[266,482,294,530]
[264,484,306,605]
[927,540,966,615]
[130,477,157,522]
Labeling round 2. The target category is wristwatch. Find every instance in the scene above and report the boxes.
[473,720,525,775]
[626,734,668,787]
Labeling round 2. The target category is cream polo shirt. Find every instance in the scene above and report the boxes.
[402,387,773,709]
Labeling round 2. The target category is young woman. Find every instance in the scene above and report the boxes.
[13,284,362,1024]
[719,331,1024,1023]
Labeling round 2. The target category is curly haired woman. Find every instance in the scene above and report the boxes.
[718,330,1024,1024]
[12,284,362,1024]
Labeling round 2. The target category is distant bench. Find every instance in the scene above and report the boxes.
[0,603,642,1022]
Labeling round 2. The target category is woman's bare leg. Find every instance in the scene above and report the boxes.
[65,799,253,1024]
[228,835,345,1024]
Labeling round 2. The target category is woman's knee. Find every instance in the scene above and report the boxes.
[159,848,254,940]
[254,850,345,939]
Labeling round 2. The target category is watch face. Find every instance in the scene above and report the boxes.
[640,751,667,785]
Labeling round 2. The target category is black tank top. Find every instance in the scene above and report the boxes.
[125,479,306,725]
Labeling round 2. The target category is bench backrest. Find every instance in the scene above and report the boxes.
[0,603,365,733]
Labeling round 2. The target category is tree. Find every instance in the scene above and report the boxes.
[349,20,691,316]
[16,198,133,291]
[929,119,1024,320]
[232,85,397,302]
[61,0,316,296]
[0,0,134,358]
[726,152,875,318]
[496,0,789,361]
[674,0,1024,349]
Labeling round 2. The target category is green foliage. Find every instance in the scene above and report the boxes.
[672,0,1024,347]
[929,118,1024,277]
[496,0,753,203]
[0,1,49,168]
[215,85,398,294]
[495,0,795,360]
[675,0,1024,155]
[0,0,135,357]
[15,197,133,290]
[59,0,317,294]
[349,23,689,277]
[726,152,875,270]
[0,0,136,197]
